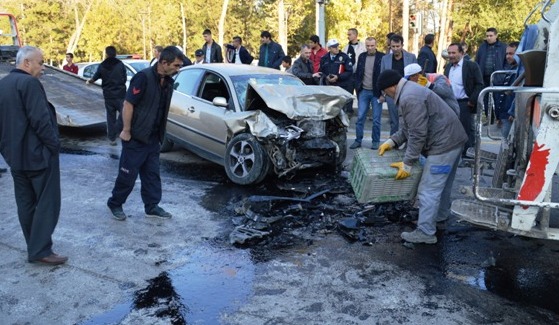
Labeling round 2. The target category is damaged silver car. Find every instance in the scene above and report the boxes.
[163,64,352,185]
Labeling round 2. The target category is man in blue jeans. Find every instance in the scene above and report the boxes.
[350,37,385,149]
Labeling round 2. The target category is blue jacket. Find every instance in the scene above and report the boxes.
[319,52,353,91]
[354,51,385,97]
[475,40,507,77]
[417,45,437,73]
[258,41,285,69]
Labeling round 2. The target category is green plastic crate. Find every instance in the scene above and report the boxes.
[350,149,423,203]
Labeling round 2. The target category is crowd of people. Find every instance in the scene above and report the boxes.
[0,26,521,266]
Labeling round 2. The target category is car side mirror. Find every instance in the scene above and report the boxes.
[173,82,179,90]
[212,96,228,107]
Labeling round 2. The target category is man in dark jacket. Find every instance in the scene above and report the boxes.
[107,46,185,221]
[258,31,285,69]
[291,44,321,85]
[320,39,354,113]
[417,34,437,73]
[226,36,253,64]
[0,46,67,265]
[475,27,507,122]
[201,29,223,63]
[494,41,519,138]
[351,37,385,149]
[86,46,127,145]
[444,43,484,155]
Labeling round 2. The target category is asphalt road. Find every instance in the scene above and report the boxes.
[1,122,559,325]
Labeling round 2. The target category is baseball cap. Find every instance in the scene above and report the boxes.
[195,49,204,57]
[326,39,339,48]
[404,63,422,78]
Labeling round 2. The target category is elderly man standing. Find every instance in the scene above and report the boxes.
[380,34,417,134]
[0,46,67,265]
[291,44,322,85]
[350,37,385,150]
[377,69,467,244]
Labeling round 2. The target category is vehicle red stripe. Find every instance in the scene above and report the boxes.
[518,141,550,203]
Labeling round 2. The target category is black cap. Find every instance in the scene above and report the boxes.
[195,49,204,57]
[377,69,402,91]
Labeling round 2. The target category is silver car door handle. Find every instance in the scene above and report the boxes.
[188,106,195,112]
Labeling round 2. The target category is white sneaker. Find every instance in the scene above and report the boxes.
[401,229,437,244]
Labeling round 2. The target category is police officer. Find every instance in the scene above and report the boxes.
[319,39,354,113]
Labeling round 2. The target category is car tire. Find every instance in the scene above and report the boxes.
[225,133,269,185]
[333,130,347,167]
[160,134,174,152]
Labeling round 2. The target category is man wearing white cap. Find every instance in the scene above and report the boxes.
[404,63,459,116]
[377,69,467,244]
[319,39,354,113]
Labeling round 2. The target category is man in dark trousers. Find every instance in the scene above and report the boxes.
[444,43,484,157]
[258,31,285,69]
[417,33,438,73]
[201,29,223,63]
[86,46,127,146]
[0,46,67,265]
[107,46,185,221]
[319,39,354,113]
[351,37,385,150]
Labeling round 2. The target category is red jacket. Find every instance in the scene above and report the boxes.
[310,46,327,73]
[63,63,78,74]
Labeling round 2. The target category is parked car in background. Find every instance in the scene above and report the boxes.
[77,59,150,88]
[163,64,352,185]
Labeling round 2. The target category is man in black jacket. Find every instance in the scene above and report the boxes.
[0,46,67,265]
[226,36,253,64]
[107,46,185,221]
[258,31,285,69]
[201,29,223,63]
[444,43,484,155]
[351,37,385,149]
[417,34,437,73]
[291,44,321,85]
[87,46,127,145]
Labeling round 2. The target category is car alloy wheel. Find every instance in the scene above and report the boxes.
[225,133,269,185]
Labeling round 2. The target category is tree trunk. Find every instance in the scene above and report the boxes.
[218,0,229,49]
[180,2,187,51]
[436,0,451,72]
[66,0,92,58]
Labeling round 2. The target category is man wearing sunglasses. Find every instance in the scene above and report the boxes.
[107,46,185,221]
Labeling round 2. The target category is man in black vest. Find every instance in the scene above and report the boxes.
[107,46,185,221]
[0,46,67,265]
[87,46,127,146]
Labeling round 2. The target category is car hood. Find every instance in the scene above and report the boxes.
[224,84,352,138]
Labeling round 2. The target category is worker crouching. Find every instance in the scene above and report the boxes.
[377,69,468,244]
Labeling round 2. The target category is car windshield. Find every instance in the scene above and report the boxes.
[127,61,149,73]
[230,74,304,108]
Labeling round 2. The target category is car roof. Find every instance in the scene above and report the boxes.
[181,63,291,76]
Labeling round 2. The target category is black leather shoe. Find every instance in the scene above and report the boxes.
[32,254,68,265]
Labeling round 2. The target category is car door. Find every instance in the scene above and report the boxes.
[169,68,230,163]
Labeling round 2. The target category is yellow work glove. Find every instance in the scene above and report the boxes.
[417,75,432,88]
[389,161,412,180]
[378,139,395,156]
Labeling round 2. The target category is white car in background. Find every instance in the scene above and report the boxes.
[77,59,150,88]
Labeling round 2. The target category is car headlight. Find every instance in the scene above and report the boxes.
[297,120,325,138]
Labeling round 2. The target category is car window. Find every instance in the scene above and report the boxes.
[125,67,134,78]
[174,69,204,95]
[83,64,99,79]
[127,61,149,73]
[230,74,303,109]
[199,72,230,104]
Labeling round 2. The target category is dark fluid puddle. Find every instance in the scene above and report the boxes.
[82,245,254,324]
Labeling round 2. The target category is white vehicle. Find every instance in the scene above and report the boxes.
[452,0,559,240]
[77,59,150,88]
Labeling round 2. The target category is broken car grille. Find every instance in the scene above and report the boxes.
[297,120,326,139]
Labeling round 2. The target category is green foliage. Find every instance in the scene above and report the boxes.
[451,0,541,53]
[0,0,548,64]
